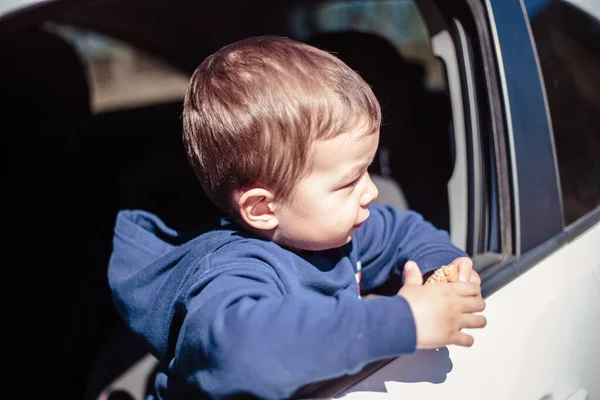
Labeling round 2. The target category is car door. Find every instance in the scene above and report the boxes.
[330,0,600,398]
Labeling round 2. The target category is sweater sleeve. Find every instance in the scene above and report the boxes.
[354,205,467,293]
[171,261,417,400]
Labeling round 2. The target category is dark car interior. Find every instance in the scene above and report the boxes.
[0,0,457,398]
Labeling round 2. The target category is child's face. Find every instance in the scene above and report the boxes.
[272,127,380,251]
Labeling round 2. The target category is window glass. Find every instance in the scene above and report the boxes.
[48,24,190,113]
[526,0,600,224]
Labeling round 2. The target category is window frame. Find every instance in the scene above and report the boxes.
[414,0,517,288]
[485,0,564,254]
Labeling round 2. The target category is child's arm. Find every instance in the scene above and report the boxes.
[175,264,419,399]
[353,204,467,294]
[173,260,485,399]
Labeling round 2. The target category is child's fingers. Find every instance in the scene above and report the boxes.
[469,270,481,284]
[451,281,481,297]
[459,313,488,329]
[403,261,423,285]
[451,332,475,347]
[455,257,474,282]
[458,295,486,313]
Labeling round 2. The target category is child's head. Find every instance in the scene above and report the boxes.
[183,35,381,250]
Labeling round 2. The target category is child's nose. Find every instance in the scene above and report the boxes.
[360,173,379,206]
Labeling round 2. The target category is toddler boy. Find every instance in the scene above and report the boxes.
[108,35,486,400]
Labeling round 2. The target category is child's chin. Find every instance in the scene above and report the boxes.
[329,235,353,249]
[302,236,353,251]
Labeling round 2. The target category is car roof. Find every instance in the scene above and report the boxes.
[0,0,293,72]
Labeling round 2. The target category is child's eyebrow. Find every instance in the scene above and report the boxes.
[338,156,376,184]
[339,165,363,183]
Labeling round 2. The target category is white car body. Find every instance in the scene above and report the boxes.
[340,221,600,399]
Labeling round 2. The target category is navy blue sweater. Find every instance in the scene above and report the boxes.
[108,204,466,399]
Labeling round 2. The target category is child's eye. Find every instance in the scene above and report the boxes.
[341,176,360,190]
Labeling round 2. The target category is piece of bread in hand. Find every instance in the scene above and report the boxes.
[425,264,459,284]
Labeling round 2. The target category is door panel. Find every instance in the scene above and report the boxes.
[337,220,600,399]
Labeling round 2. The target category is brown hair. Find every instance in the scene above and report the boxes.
[182,35,381,215]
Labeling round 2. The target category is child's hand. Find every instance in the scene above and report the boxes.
[450,257,481,283]
[398,261,487,349]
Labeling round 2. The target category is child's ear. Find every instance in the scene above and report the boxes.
[237,188,279,231]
